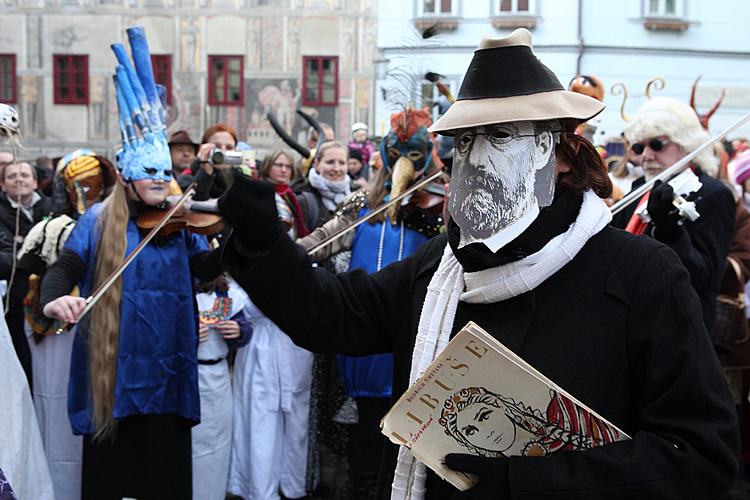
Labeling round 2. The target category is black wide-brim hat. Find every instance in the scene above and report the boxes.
[430,29,604,135]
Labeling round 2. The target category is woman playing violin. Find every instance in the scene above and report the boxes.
[38,29,223,500]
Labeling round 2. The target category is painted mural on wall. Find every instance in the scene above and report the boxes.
[51,26,83,50]
[168,73,203,140]
[243,78,335,149]
[20,75,41,137]
[88,75,110,140]
[180,17,201,72]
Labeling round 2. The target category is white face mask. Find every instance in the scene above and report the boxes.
[449,120,557,252]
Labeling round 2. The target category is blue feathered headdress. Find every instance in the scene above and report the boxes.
[111,27,171,182]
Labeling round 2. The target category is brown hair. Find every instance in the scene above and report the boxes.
[555,123,612,199]
[201,123,238,146]
[195,274,229,294]
[259,150,293,181]
[1,161,36,181]
[89,181,129,440]
[365,164,389,223]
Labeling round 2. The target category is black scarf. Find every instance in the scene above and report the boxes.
[448,187,583,272]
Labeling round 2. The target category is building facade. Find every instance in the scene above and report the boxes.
[0,0,378,159]
[375,0,750,143]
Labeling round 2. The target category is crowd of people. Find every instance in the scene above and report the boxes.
[1,25,750,500]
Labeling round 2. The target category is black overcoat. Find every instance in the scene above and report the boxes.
[225,224,739,499]
[612,173,736,331]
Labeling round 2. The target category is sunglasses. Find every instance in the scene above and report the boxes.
[630,138,673,155]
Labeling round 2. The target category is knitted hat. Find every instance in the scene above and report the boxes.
[348,148,363,162]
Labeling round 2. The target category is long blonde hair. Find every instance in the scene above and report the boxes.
[89,181,129,440]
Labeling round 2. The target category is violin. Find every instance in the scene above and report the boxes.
[137,198,224,237]
[403,179,447,217]
[307,170,445,255]
[55,183,220,335]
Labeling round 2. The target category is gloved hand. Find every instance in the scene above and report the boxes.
[217,173,283,251]
[444,453,510,500]
[646,180,682,244]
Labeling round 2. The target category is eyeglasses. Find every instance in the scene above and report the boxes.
[272,162,292,169]
[455,129,560,156]
[630,138,673,155]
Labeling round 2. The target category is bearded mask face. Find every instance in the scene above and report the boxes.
[448,120,558,252]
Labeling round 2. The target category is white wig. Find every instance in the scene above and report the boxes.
[624,97,718,176]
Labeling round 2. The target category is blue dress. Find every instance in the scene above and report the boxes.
[64,203,209,435]
[338,208,428,398]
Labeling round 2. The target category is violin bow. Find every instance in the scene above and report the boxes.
[611,110,750,215]
[307,170,444,256]
[55,182,197,335]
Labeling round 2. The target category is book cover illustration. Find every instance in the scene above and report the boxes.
[381,322,629,490]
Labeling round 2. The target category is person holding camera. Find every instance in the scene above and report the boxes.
[178,123,239,200]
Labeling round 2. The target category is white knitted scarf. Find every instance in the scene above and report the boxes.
[308,168,352,211]
[390,190,612,500]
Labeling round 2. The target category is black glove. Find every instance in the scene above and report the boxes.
[646,180,682,244]
[444,453,510,500]
[217,174,283,251]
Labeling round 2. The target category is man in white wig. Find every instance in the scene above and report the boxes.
[612,97,735,333]
[219,29,739,499]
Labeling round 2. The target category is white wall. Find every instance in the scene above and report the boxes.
[376,0,750,139]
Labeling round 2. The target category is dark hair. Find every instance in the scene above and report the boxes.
[259,150,293,181]
[195,274,229,294]
[35,156,52,169]
[348,148,363,163]
[1,160,36,181]
[201,123,238,146]
[555,134,612,198]
[553,120,612,198]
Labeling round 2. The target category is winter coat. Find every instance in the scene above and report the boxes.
[224,225,739,499]
[295,183,334,232]
[612,172,735,331]
[0,192,53,241]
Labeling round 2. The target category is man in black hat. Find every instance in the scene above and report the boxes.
[168,130,199,177]
[217,28,738,499]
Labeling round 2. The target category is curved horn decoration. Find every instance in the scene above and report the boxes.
[610,82,631,122]
[690,75,726,129]
[296,109,326,149]
[705,88,726,124]
[645,76,666,99]
[690,75,702,111]
[266,111,310,159]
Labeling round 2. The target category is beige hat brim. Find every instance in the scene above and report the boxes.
[429,90,605,135]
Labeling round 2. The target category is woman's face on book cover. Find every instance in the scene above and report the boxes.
[456,403,516,453]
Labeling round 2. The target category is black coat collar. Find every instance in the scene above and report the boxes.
[449,188,583,272]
